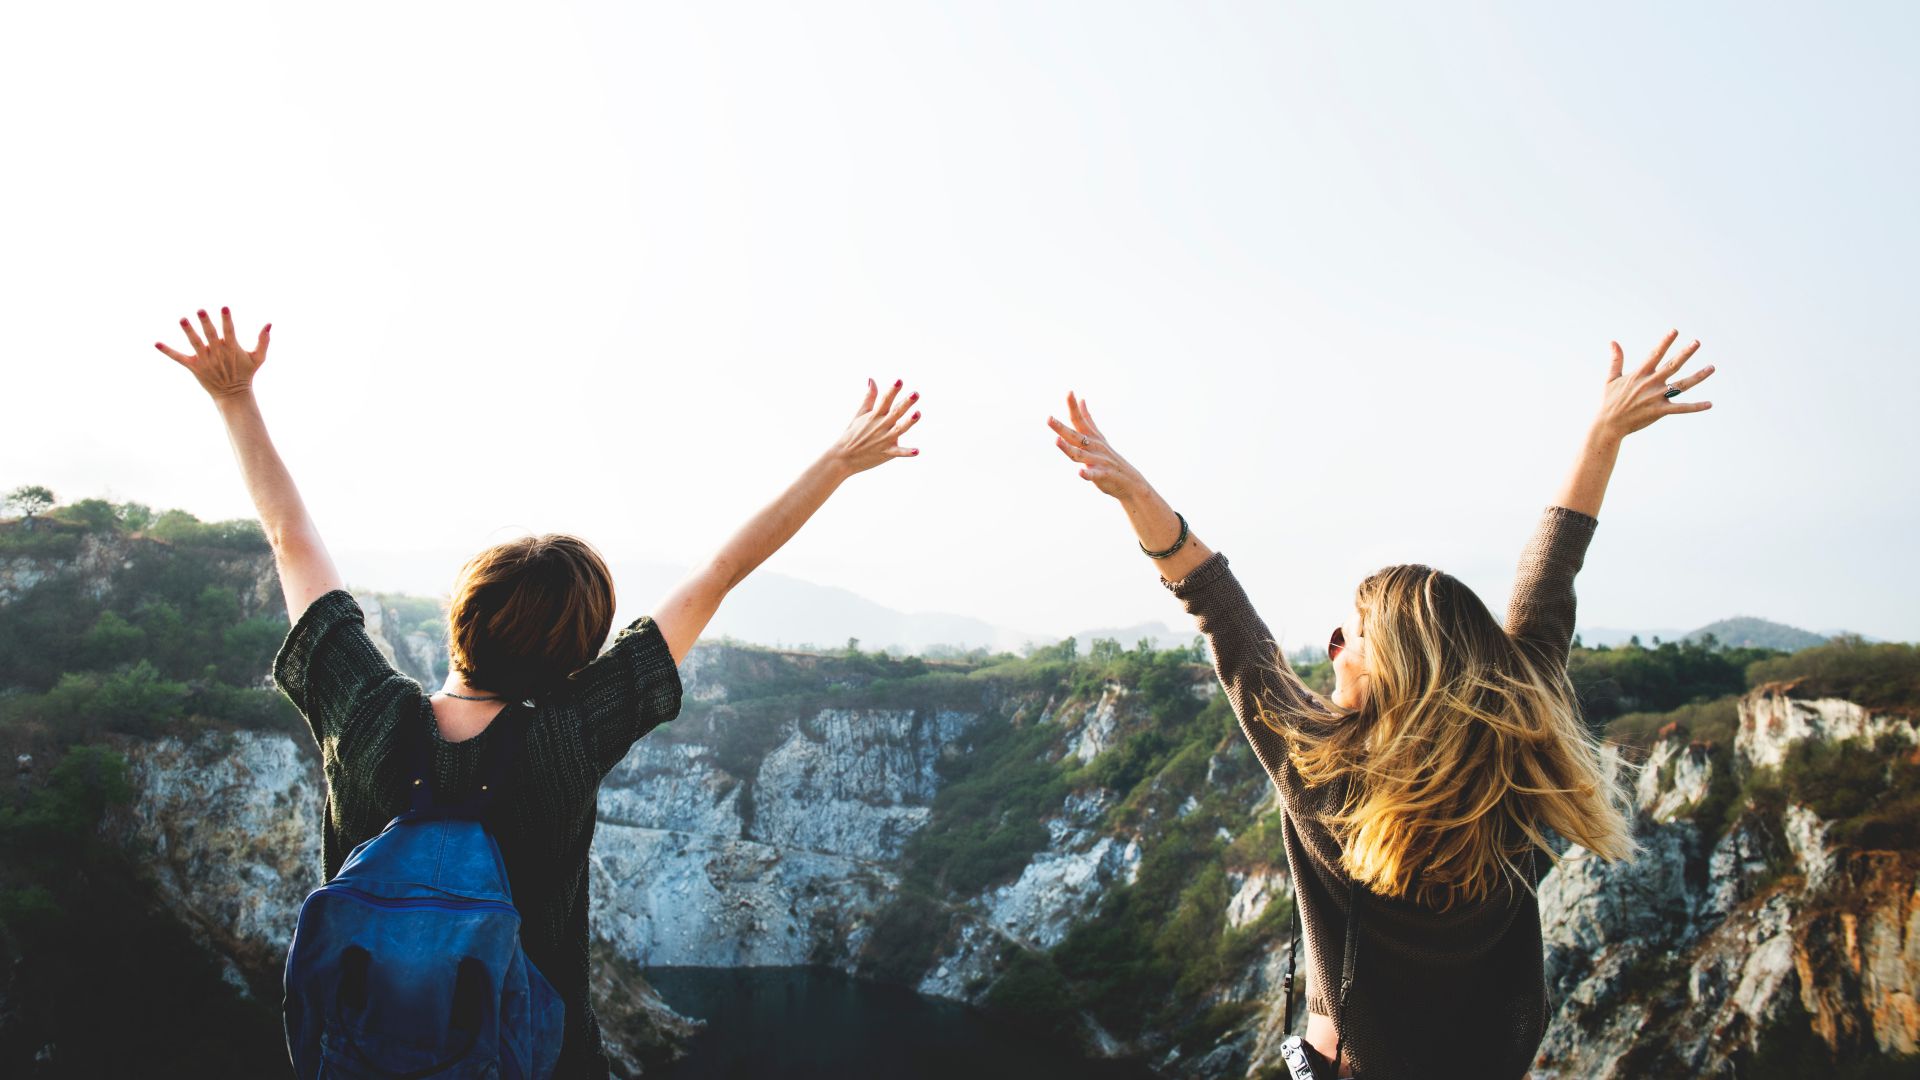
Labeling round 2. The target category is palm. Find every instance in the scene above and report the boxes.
[834,378,923,473]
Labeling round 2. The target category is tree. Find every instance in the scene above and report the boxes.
[59,498,120,531]
[5,484,55,528]
[116,501,154,531]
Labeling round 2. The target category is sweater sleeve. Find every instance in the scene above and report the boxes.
[272,589,416,761]
[564,615,684,777]
[1162,552,1339,788]
[1503,506,1599,670]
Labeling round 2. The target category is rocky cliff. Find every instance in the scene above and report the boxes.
[110,646,1920,1077]
[8,522,1914,1076]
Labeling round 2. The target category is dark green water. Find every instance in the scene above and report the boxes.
[646,967,1157,1079]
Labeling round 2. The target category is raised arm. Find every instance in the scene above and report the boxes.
[1046,393,1333,781]
[157,308,345,625]
[1507,331,1717,658]
[651,378,923,664]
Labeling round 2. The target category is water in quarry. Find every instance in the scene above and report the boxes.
[648,966,1160,1079]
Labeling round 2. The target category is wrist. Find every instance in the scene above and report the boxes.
[815,448,859,484]
[212,387,258,412]
[1584,421,1625,453]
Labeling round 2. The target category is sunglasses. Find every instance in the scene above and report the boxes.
[1329,625,1361,661]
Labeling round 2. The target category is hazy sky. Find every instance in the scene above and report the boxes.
[4,2,1915,645]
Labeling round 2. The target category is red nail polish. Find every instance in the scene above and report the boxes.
[912,411,920,419]
[198,309,207,317]
[221,307,230,315]
[911,449,919,456]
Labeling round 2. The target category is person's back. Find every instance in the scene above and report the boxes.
[154,306,929,1077]
[1047,331,1716,1076]
[273,568,684,1074]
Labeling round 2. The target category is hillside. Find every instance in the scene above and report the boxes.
[3,499,1918,1076]
[1687,616,1832,652]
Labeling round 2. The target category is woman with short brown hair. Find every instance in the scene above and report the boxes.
[157,306,924,1077]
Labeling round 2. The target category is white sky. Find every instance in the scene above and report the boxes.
[3,1,1916,645]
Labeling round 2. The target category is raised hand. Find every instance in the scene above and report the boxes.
[829,378,923,475]
[1047,392,1149,501]
[1595,330,1715,439]
[156,306,271,401]
[1045,391,1214,581]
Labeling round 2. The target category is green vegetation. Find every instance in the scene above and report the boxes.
[1570,635,1782,727]
[1749,637,1920,716]
[0,496,299,746]
[0,495,304,1073]
[0,746,284,1075]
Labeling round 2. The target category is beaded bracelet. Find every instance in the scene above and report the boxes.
[1140,512,1189,560]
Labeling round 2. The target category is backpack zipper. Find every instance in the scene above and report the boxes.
[321,884,519,917]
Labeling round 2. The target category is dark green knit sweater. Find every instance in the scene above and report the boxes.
[273,590,683,1079]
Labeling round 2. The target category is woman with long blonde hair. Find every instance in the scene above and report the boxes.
[1047,332,1716,1078]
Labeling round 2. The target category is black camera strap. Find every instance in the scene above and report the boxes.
[1283,873,1361,1078]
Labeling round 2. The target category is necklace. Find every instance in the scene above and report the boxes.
[435,689,504,701]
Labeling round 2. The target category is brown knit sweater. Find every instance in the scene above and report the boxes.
[273,590,684,1079]
[1162,505,1599,1080]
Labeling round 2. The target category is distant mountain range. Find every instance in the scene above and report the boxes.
[336,546,1861,657]
[1581,616,1856,652]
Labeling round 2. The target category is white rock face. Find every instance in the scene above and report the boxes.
[115,731,323,991]
[1065,683,1129,764]
[588,824,892,968]
[599,740,745,837]
[1635,737,1713,822]
[1783,802,1838,892]
[981,835,1141,950]
[1225,869,1284,931]
[748,708,974,862]
[1739,690,1919,769]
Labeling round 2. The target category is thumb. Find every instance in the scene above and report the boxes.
[254,323,272,364]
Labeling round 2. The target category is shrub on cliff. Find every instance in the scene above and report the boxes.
[1747,637,1920,716]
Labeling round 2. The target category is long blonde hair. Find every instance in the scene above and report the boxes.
[1274,564,1635,911]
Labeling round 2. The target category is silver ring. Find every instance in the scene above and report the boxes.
[1663,384,1682,399]
[1081,435,1090,446]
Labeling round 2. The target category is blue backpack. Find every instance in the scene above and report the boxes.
[284,706,565,1079]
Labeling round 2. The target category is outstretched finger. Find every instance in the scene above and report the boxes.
[1665,364,1716,396]
[887,445,921,458]
[1078,396,1107,439]
[220,306,237,344]
[890,408,922,439]
[857,378,877,416]
[1657,339,1701,381]
[887,388,920,425]
[876,379,902,417]
[1636,329,1679,377]
[1054,435,1089,463]
[1047,415,1094,448]
[254,323,271,363]
[155,342,195,368]
[1607,342,1624,382]
[1663,399,1713,415]
[180,317,208,355]
[1066,392,1100,436]
[196,308,220,347]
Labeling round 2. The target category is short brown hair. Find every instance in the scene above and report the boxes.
[447,534,616,702]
